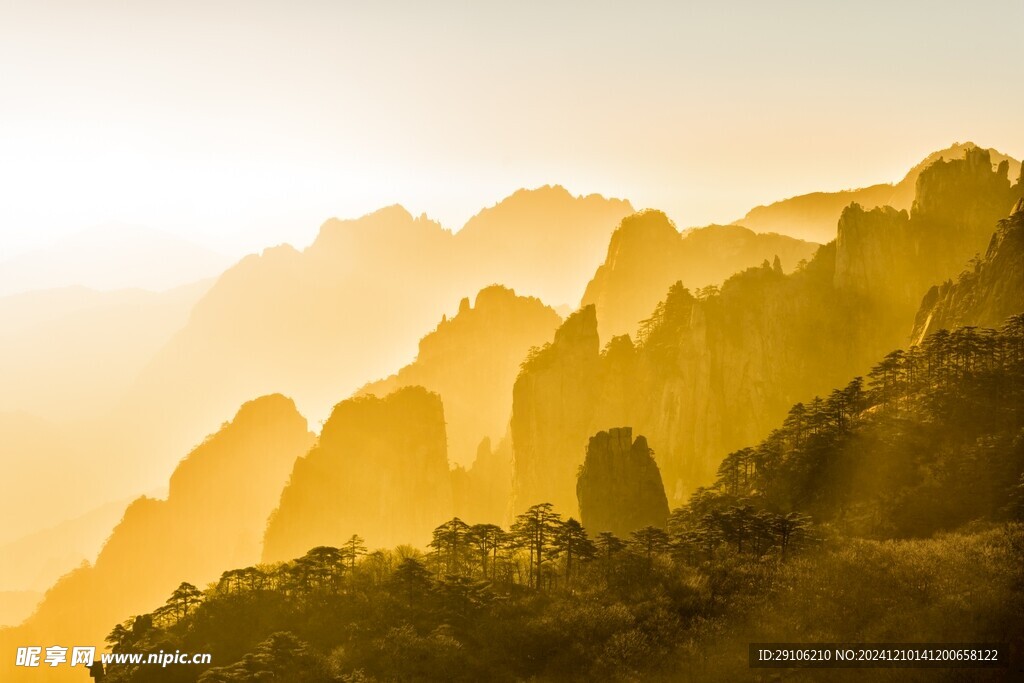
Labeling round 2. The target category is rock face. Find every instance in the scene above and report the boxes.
[581,210,818,339]
[2,395,313,667]
[736,142,1021,243]
[512,151,1023,511]
[263,387,451,561]
[913,200,1024,340]
[511,306,602,515]
[357,285,561,468]
[577,428,669,537]
[836,148,1018,305]
[451,436,514,525]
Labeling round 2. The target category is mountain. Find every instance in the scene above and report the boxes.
[0,395,313,683]
[357,285,561,468]
[0,497,132,597]
[263,387,451,561]
[676,316,1024,539]
[451,435,514,525]
[576,427,669,537]
[736,142,1021,243]
[0,592,41,630]
[581,211,818,339]
[0,281,212,547]
[0,224,229,296]
[511,149,1023,513]
[455,185,634,307]
[112,189,630,514]
[87,320,1024,681]
[913,197,1024,341]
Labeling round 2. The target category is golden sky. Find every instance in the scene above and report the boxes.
[1,0,1021,260]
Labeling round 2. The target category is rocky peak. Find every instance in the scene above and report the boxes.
[582,213,818,340]
[511,306,602,516]
[263,386,452,560]
[576,427,669,538]
[912,205,1024,341]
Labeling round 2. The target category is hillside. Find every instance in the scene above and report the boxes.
[512,148,1023,514]
[89,318,1024,680]
[0,395,313,683]
[913,198,1024,340]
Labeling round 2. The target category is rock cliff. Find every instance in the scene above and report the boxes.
[510,306,602,514]
[913,198,1024,340]
[263,386,451,560]
[577,428,669,537]
[357,285,560,468]
[736,142,1020,243]
[581,210,818,339]
[512,151,1023,511]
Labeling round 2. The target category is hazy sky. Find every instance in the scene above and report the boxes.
[1,0,1021,261]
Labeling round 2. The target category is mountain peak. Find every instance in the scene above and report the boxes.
[736,142,1021,243]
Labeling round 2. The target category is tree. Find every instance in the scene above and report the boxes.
[297,546,345,592]
[511,503,562,589]
[341,535,367,571]
[158,582,203,624]
[772,512,812,559]
[466,523,505,580]
[594,531,626,580]
[554,518,596,585]
[429,518,472,577]
[629,526,670,569]
[391,557,433,604]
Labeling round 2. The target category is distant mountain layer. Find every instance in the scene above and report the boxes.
[0,395,313,682]
[357,285,561,468]
[0,497,131,594]
[0,224,229,296]
[115,186,630,503]
[581,213,818,339]
[736,142,1021,243]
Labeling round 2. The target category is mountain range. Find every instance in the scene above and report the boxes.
[3,144,1024,682]
[735,142,1021,243]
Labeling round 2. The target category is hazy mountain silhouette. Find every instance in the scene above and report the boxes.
[109,188,628,521]
[736,142,1021,243]
[357,285,561,468]
[512,149,1023,512]
[451,434,514,525]
[0,282,211,549]
[0,497,132,596]
[456,185,634,306]
[263,387,451,561]
[0,394,312,683]
[581,212,818,339]
[0,224,229,296]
